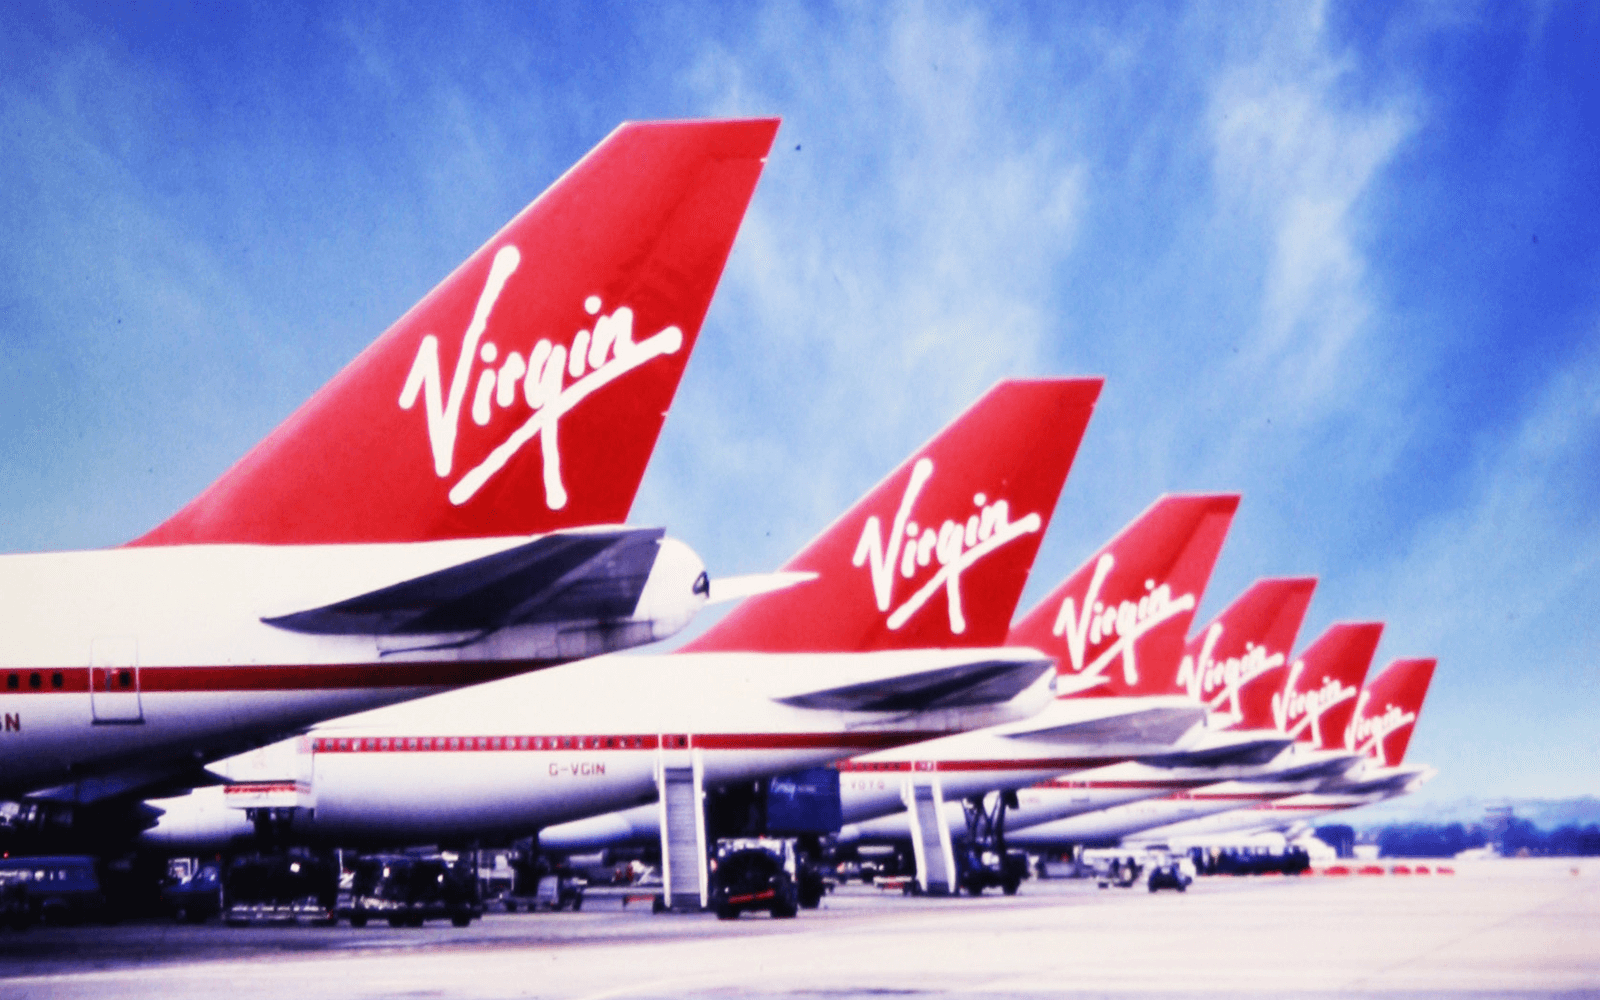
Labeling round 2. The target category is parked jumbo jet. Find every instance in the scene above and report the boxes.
[826,576,1321,845]
[1113,655,1438,847]
[543,494,1244,869]
[140,379,1102,864]
[1004,624,1386,849]
[0,118,778,807]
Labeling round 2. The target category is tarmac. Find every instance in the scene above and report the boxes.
[1,857,1596,999]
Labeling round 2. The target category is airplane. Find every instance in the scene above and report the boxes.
[835,577,1319,845]
[542,493,1246,890]
[139,378,1104,892]
[1003,623,1385,850]
[0,118,778,820]
[1124,655,1440,847]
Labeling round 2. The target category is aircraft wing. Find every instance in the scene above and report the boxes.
[1271,754,1364,783]
[263,527,674,636]
[773,655,1054,713]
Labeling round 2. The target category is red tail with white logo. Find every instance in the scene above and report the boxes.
[1175,577,1316,723]
[1345,657,1436,766]
[1238,622,1381,748]
[132,118,780,547]
[1010,494,1239,698]
[684,378,1103,653]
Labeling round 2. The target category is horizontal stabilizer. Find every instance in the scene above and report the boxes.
[1274,755,1364,782]
[263,528,665,636]
[706,571,819,606]
[775,656,1053,713]
[1138,736,1295,768]
[27,763,225,807]
[1338,770,1419,795]
[1005,705,1204,746]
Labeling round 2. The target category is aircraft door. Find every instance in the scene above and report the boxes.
[90,637,143,723]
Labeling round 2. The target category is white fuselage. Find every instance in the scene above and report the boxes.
[831,694,1208,826]
[140,647,1054,850]
[1122,790,1393,846]
[844,729,1351,844]
[539,693,1214,852]
[1001,745,1370,849]
[0,533,703,796]
[1126,760,1435,845]
[1004,778,1316,848]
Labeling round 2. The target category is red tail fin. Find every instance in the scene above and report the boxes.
[684,378,1103,653]
[132,118,779,547]
[1345,657,1436,766]
[1241,622,1381,748]
[1175,577,1316,722]
[1009,494,1239,698]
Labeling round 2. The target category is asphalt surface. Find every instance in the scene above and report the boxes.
[1,858,1595,999]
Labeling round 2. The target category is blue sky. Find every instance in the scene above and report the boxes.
[1,1,1596,811]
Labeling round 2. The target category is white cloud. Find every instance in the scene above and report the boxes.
[1202,7,1415,447]
[635,2,1092,573]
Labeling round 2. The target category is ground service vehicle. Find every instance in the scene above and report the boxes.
[339,855,482,928]
[223,854,337,925]
[1145,852,1194,892]
[709,839,799,920]
[162,863,224,923]
[0,855,106,926]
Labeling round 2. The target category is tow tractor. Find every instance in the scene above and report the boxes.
[708,838,799,920]
[1084,848,1194,892]
[1088,851,1143,889]
[1144,851,1193,892]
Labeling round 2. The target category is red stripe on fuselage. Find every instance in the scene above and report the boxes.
[311,731,960,755]
[692,732,951,751]
[1033,777,1212,791]
[1169,791,1280,802]
[315,734,662,753]
[0,659,562,695]
[224,783,304,795]
[837,756,1126,773]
